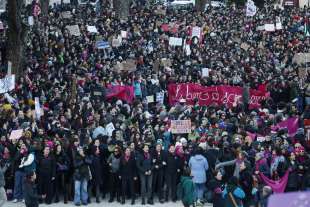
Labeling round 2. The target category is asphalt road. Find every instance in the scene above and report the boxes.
[6,200,213,207]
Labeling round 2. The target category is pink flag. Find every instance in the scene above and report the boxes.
[277,117,299,137]
[105,85,134,104]
[259,170,289,193]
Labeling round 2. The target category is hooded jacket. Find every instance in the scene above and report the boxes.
[189,154,209,183]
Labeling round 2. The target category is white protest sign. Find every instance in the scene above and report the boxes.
[185,44,191,56]
[7,61,12,75]
[156,92,164,104]
[192,26,201,38]
[257,25,265,31]
[121,31,127,38]
[87,25,98,33]
[106,122,115,137]
[246,0,257,17]
[276,22,282,30]
[9,129,23,140]
[169,37,183,46]
[202,68,209,77]
[28,16,34,26]
[0,75,15,94]
[66,25,81,36]
[264,24,275,32]
[171,120,191,134]
[146,95,154,103]
[35,97,41,120]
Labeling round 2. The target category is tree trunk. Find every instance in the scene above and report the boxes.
[114,0,130,21]
[7,0,26,78]
[40,0,49,17]
[196,0,207,12]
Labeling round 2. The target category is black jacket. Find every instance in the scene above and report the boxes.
[120,154,136,178]
[37,155,56,178]
[136,152,153,174]
[152,150,165,172]
[24,181,40,207]
[74,154,92,181]
[164,152,180,175]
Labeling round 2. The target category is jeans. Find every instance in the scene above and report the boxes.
[0,187,7,207]
[194,183,205,201]
[74,179,88,205]
[140,174,153,200]
[14,171,25,200]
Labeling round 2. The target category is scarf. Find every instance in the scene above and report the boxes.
[125,154,130,162]
[144,152,150,160]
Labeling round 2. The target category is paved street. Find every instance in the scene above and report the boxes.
[6,200,213,207]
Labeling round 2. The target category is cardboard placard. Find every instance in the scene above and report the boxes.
[113,59,137,72]
[66,25,81,36]
[171,120,191,134]
[61,11,72,19]
[292,53,310,65]
[160,58,172,67]
[241,42,250,51]
[9,129,23,140]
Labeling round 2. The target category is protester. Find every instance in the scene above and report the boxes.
[178,168,195,207]
[24,172,46,207]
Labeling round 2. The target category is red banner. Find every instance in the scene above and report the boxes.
[168,84,266,109]
[106,85,134,104]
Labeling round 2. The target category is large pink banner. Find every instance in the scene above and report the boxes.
[168,84,266,109]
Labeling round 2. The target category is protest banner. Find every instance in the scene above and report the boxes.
[171,120,191,134]
[169,37,183,46]
[0,75,15,94]
[66,25,81,36]
[105,85,134,103]
[168,84,266,109]
[9,129,23,140]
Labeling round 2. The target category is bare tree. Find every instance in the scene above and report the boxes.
[40,0,49,17]
[114,0,130,20]
[196,0,207,12]
[7,0,27,78]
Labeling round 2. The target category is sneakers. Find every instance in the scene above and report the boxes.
[13,199,18,203]
[22,199,25,203]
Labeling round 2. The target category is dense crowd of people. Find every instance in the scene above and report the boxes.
[0,0,310,207]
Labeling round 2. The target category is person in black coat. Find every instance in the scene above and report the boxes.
[90,139,104,203]
[164,145,180,202]
[119,147,137,205]
[24,172,46,207]
[208,170,224,207]
[54,144,70,203]
[239,161,255,207]
[136,144,154,205]
[37,146,56,204]
[151,143,165,203]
